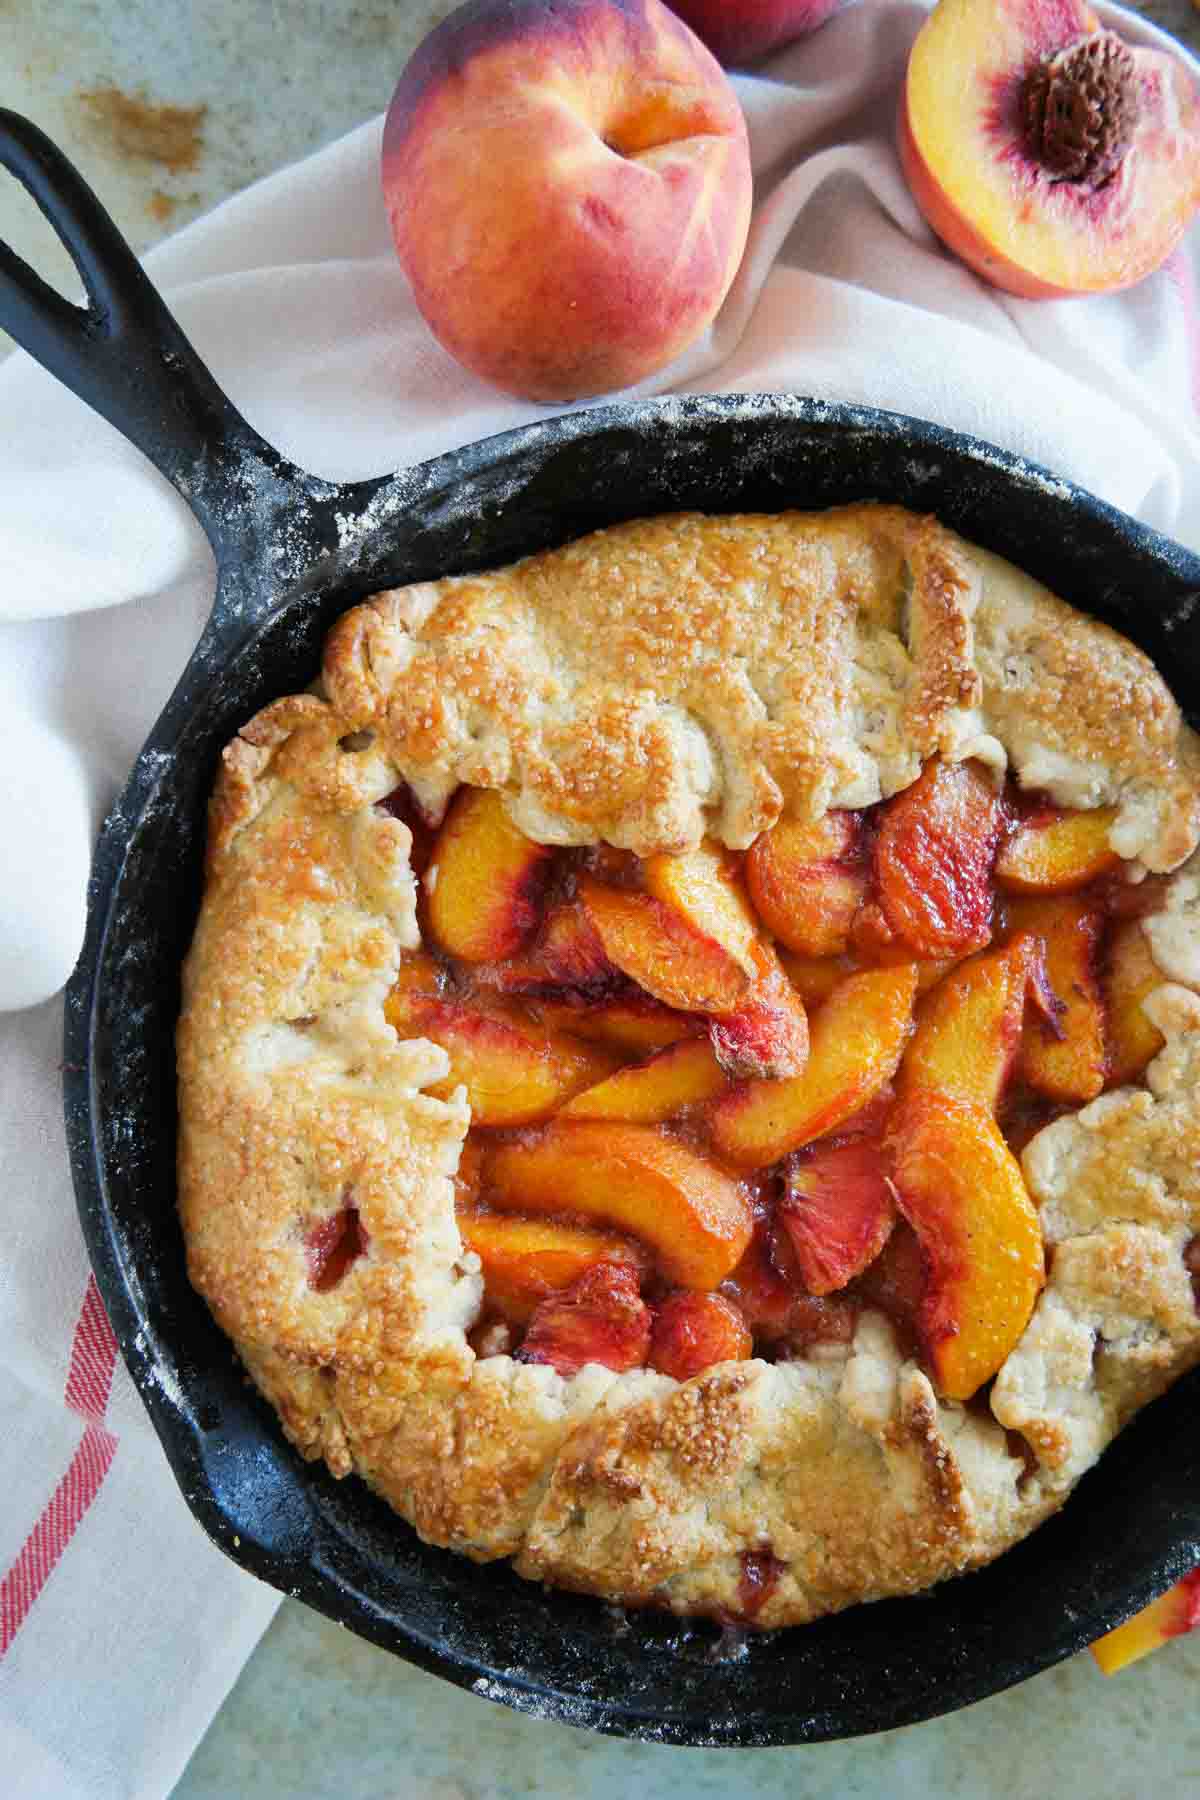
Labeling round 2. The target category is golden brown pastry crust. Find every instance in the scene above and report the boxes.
[178,506,1200,1628]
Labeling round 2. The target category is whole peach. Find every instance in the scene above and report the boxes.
[664,0,841,64]
[382,0,753,401]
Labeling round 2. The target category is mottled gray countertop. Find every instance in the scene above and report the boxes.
[3,2,1199,1796]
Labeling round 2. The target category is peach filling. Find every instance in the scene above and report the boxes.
[372,765,1170,1397]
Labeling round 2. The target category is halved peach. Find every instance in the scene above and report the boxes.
[579,876,752,1014]
[1007,895,1106,1103]
[515,1262,651,1377]
[561,1036,729,1123]
[898,933,1042,1113]
[426,787,552,962]
[710,963,918,1168]
[649,1290,753,1381]
[996,804,1121,894]
[874,759,1002,957]
[537,995,702,1053]
[1091,1570,1200,1675]
[1105,919,1166,1087]
[386,991,613,1125]
[781,1137,896,1296]
[900,0,1200,299]
[887,1092,1044,1401]
[458,1211,648,1325]
[746,812,868,957]
[485,1120,753,1290]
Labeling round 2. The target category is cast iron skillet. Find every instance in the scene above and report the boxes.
[3,107,1200,1745]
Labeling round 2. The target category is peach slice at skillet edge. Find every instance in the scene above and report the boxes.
[900,0,1200,298]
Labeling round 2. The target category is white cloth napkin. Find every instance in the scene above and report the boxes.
[0,2,1197,1792]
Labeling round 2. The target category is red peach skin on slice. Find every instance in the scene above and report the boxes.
[485,1120,753,1290]
[515,1262,651,1377]
[708,954,810,1080]
[648,1290,753,1381]
[780,1138,897,1296]
[874,759,1003,957]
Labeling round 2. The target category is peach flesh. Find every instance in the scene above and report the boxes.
[382,0,753,400]
[901,0,1200,297]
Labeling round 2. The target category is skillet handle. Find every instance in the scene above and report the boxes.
[0,108,323,548]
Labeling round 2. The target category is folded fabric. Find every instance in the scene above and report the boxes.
[0,3,1196,1794]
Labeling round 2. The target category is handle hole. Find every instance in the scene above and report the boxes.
[0,159,90,323]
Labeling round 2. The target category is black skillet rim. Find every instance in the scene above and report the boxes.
[63,392,1200,1746]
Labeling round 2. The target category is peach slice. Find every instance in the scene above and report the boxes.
[561,1036,729,1123]
[387,948,444,1004]
[780,1138,896,1296]
[874,759,1002,958]
[995,804,1121,894]
[458,1211,648,1325]
[900,0,1200,300]
[305,1205,369,1292]
[710,964,918,1168]
[887,1092,1044,1401]
[485,1120,753,1289]
[898,933,1042,1113]
[1007,895,1106,1103]
[579,876,752,1015]
[708,956,810,1080]
[426,787,552,963]
[642,840,761,975]
[850,1219,927,1349]
[648,1290,753,1381]
[536,995,702,1053]
[720,1222,859,1348]
[385,990,613,1126]
[1104,919,1166,1087]
[778,951,860,1009]
[1091,1570,1200,1675]
[779,949,955,1008]
[494,898,617,996]
[746,812,867,957]
[515,1262,651,1377]
[720,1220,805,1342]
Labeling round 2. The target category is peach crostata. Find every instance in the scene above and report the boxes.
[177,505,1200,1628]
